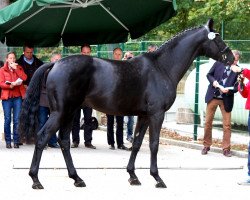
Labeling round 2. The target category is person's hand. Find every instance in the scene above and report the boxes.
[9,62,18,70]
[213,80,219,88]
[9,82,15,89]
[11,82,17,87]
[219,86,229,93]
[237,74,244,83]
[230,65,242,73]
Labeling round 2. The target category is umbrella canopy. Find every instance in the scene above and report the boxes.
[0,0,176,47]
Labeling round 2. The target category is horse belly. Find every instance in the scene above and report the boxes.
[84,94,146,116]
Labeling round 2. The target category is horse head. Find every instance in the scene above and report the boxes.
[201,18,234,65]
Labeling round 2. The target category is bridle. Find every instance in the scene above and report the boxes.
[205,27,230,63]
[213,34,230,56]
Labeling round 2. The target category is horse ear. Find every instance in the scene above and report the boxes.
[206,18,214,32]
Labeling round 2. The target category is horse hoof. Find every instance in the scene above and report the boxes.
[74,181,86,187]
[128,178,141,186]
[32,182,44,189]
[155,181,167,188]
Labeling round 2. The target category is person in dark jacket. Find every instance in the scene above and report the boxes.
[17,43,43,87]
[71,44,96,149]
[201,50,240,157]
[106,48,129,151]
[17,43,43,144]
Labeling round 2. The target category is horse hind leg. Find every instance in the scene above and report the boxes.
[29,113,60,189]
[127,116,148,186]
[57,122,86,187]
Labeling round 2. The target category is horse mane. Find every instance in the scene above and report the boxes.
[155,25,204,52]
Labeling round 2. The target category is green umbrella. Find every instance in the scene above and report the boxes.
[0,0,176,47]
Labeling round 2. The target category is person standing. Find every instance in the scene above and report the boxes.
[17,43,43,144]
[230,64,250,185]
[123,51,135,143]
[201,50,240,157]
[38,53,61,148]
[106,47,129,150]
[0,52,27,148]
[71,44,96,149]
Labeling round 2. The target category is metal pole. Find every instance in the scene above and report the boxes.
[97,44,101,58]
[193,57,200,140]
[221,20,224,40]
[140,41,145,54]
[62,46,68,57]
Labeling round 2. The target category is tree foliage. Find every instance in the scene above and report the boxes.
[141,0,250,41]
[139,0,250,62]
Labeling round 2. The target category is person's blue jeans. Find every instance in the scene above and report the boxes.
[38,106,57,145]
[127,116,134,139]
[2,97,22,144]
[247,112,250,176]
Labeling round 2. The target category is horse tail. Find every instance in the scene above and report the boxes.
[18,62,55,144]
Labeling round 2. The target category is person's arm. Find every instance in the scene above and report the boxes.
[231,65,250,79]
[0,70,14,89]
[14,65,27,81]
[207,62,219,87]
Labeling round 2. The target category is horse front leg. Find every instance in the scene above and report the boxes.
[127,116,149,186]
[57,122,86,188]
[149,112,166,188]
[29,114,60,189]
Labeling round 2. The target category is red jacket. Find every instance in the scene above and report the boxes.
[239,68,250,110]
[0,63,27,100]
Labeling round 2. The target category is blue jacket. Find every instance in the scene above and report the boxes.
[205,61,238,112]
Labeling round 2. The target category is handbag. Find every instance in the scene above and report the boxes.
[80,117,99,130]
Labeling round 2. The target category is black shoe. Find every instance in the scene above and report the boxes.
[118,144,130,151]
[48,143,60,148]
[18,143,23,145]
[14,144,19,148]
[201,147,210,155]
[85,143,96,149]
[71,143,79,148]
[6,144,12,149]
[109,144,115,150]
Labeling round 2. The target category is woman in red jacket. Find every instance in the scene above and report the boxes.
[231,65,250,185]
[0,52,27,148]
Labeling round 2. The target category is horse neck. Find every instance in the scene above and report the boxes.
[155,27,206,87]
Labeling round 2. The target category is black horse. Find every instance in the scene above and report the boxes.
[18,19,234,189]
